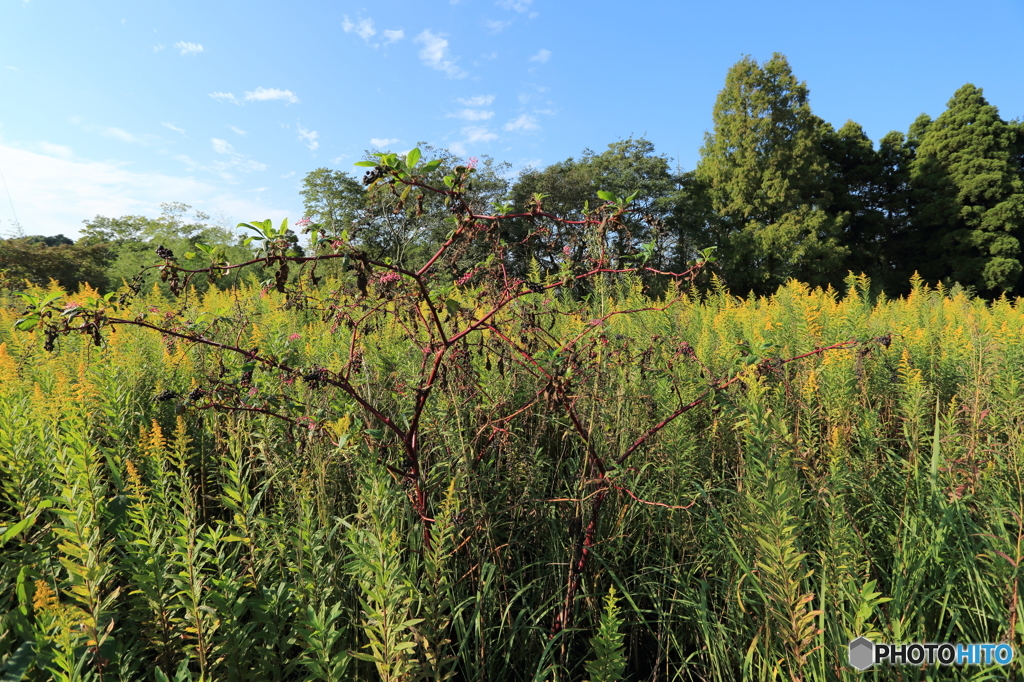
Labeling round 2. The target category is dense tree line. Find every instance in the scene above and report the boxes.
[3,53,1020,299]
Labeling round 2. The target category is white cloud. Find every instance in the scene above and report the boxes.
[457,95,495,107]
[162,122,186,136]
[101,127,143,144]
[244,87,298,104]
[6,65,20,71]
[369,138,399,148]
[281,171,296,179]
[465,127,498,143]
[38,142,73,160]
[481,51,498,60]
[504,114,540,132]
[484,19,512,33]
[175,41,204,56]
[529,48,551,63]
[342,15,376,41]
[209,91,240,105]
[297,124,319,151]
[451,109,494,121]
[414,30,466,78]
[0,142,290,239]
[153,43,165,53]
[195,140,267,179]
[228,125,246,136]
[497,0,533,12]
[382,29,404,44]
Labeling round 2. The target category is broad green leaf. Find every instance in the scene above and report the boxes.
[422,159,442,173]
[407,147,421,168]
[14,316,38,332]
[597,190,616,202]
[354,160,378,167]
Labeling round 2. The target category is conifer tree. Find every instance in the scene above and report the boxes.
[696,53,847,296]
[910,84,1024,294]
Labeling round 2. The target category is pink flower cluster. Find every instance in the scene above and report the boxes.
[295,217,312,227]
[288,333,302,341]
[466,156,478,169]
[377,271,401,285]
[456,270,475,286]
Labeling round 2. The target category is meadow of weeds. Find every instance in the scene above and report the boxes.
[1,153,1023,681]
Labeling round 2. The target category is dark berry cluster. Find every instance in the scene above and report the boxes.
[874,334,892,348]
[155,389,178,402]
[240,370,253,386]
[303,368,327,387]
[677,341,698,360]
[188,388,206,402]
[43,327,59,353]
[155,245,176,261]
[362,166,386,185]
[522,281,545,294]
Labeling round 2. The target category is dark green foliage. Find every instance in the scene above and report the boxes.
[909,84,1024,295]
[0,236,112,292]
[696,53,848,296]
[507,138,680,277]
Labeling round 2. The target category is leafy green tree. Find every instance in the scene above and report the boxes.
[300,168,366,235]
[910,84,1024,295]
[821,121,920,296]
[0,236,111,292]
[696,53,847,296]
[78,203,261,295]
[508,138,679,275]
[302,146,510,273]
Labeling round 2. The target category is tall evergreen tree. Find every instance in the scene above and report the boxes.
[910,84,1024,295]
[696,53,847,296]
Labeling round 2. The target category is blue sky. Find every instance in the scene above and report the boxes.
[1,0,1022,240]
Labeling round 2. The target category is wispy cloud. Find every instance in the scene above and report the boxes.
[153,43,166,53]
[0,142,289,238]
[449,127,499,157]
[244,87,298,104]
[297,124,319,151]
[382,29,405,44]
[458,95,495,107]
[450,109,494,121]
[228,125,246,136]
[342,15,376,41]
[38,142,73,160]
[415,30,466,78]
[210,91,240,105]
[484,19,512,33]
[175,41,204,56]
[162,122,186,136]
[529,48,551,63]
[504,114,540,132]
[6,65,20,71]
[370,138,399,148]
[497,0,533,12]
[464,127,498,143]
[209,139,268,177]
[100,127,154,144]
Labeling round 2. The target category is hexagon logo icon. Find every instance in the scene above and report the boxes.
[848,637,875,671]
